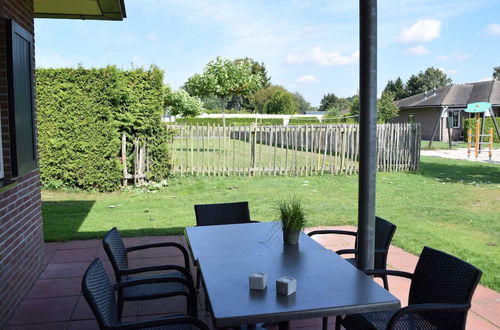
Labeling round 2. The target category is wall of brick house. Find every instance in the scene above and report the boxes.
[0,0,45,326]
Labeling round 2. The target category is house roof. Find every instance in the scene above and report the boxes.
[397,80,500,109]
[34,0,126,20]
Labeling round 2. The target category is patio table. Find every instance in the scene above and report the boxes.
[185,222,400,329]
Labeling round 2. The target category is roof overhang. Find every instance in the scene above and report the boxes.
[34,0,126,21]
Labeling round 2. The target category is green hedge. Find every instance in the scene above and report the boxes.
[288,118,321,125]
[37,66,170,191]
[463,118,500,143]
[173,118,284,126]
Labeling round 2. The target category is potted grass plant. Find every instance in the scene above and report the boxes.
[275,196,307,245]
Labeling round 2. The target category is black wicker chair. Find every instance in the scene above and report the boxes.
[82,258,208,330]
[103,227,196,320]
[308,216,396,290]
[194,201,253,226]
[337,246,482,330]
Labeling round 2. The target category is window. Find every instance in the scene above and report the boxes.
[6,20,37,177]
[448,111,460,128]
[408,113,416,123]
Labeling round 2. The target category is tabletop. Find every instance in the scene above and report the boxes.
[197,250,400,327]
[184,222,400,328]
[185,221,326,259]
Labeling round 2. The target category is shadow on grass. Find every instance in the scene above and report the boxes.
[417,158,500,184]
[43,200,186,242]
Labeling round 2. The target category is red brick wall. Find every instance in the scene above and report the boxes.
[0,0,44,325]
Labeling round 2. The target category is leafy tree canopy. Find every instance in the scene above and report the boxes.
[234,57,271,88]
[165,88,204,117]
[493,66,500,81]
[264,90,297,114]
[405,67,452,97]
[292,91,312,114]
[184,56,263,107]
[249,85,288,113]
[319,93,351,112]
[377,90,399,123]
[383,77,407,100]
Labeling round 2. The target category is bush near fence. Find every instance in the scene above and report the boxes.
[37,66,170,191]
[463,118,500,143]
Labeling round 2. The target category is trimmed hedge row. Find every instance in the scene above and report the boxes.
[463,118,500,143]
[172,118,284,126]
[36,66,170,191]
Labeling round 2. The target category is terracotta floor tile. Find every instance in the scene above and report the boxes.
[7,296,78,324]
[40,262,90,279]
[137,296,188,316]
[71,296,95,320]
[50,248,98,263]
[26,278,81,299]
[3,321,67,330]
[66,319,99,330]
[59,239,101,250]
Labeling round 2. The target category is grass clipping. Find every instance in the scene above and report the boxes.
[275,195,307,233]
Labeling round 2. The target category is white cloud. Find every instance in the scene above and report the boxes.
[435,51,469,62]
[478,77,493,82]
[397,19,442,42]
[446,69,460,75]
[485,23,500,35]
[296,75,319,83]
[147,33,158,40]
[407,45,430,55]
[287,47,359,66]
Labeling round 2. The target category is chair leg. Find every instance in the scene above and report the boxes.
[335,316,342,330]
[322,316,328,330]
[382,275,389,291]
[188,293,198,317]
[117,295,124,321]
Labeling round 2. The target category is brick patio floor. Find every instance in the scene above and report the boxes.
[4,226,499,329]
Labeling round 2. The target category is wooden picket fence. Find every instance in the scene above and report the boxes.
[168,123,421,176]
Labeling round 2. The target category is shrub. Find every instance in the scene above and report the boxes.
[463,118,500,143]
[264,90,297,114]
[37,66,170,190]
[173,118,284,126]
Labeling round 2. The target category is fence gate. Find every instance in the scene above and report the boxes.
[167,123,421,176]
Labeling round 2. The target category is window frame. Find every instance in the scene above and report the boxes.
[407,113,416,124]
[448,111,460,128]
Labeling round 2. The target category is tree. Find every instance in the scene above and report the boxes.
[292,92,312,114]
[264,90,297,114]
[349,94,360,120]
[319,93,351,112]
[377,90,399,123]
[184,57,263,110]
[249,85,287,113]
[405,67,452,97]
[493,66,500,81]
[164,89,204,117]
[383,77,407,100]
[234,57,271,88]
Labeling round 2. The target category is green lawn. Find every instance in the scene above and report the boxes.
[42,156,500,291]
[421,140,500,150]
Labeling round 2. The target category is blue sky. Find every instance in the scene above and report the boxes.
[35,0,500,107]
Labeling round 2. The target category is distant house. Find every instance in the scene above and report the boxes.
[392,80,500,142]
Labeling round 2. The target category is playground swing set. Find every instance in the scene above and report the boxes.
[428,102,499,160]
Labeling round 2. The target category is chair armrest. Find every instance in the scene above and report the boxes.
[336,248,357,256]
[387,303,471,330]
[307,229,357,237]
[117,315,209,330]
[126,242,190,271]
[118,265,193,283]
[114,275,196,298]
[363,269,414,280]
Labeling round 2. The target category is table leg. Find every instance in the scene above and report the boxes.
[278,321,289,330]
